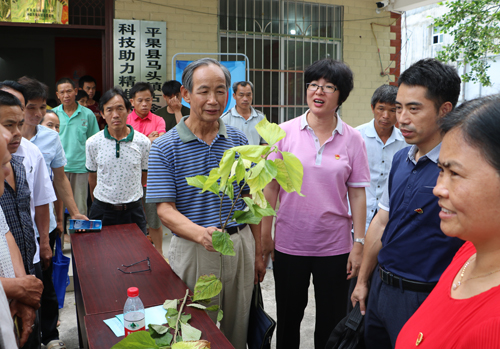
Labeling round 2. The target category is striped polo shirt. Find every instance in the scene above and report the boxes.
[146,116,249,230]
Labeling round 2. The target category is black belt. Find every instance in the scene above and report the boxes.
[378,266,436,293]
[226,224,247,235]
[94,198,142,211]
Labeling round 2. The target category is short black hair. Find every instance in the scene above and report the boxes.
[0,90,23,109]
[0,80,27,105]
[161,80,182,97]
[371,85,398,108]
[304,59,354,109]
[233,81,254,94]
[17,76,49,102]
[76,90,89,101]
[56,77,76,90]
[440,94,500,174]
[129,82,154,99]
[398,58,461,110]
[78,75,97,88]
[99,87,131,111]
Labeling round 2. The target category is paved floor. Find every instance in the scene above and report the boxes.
[56,229,317,349]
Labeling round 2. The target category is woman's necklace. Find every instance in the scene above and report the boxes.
[452,256,500,290]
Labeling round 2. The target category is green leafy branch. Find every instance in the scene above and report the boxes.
[434,0,500,86]
[112,118,304,348]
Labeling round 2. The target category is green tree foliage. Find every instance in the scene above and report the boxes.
[434,0,500,86]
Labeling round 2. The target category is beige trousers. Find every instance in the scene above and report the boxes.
[65,172,89,216]
[168,225,255,349]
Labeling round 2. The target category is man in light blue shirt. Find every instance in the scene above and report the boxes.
[356,85,406,233]
[221,81,267,145]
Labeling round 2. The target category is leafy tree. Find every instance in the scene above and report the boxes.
[434,0,500,86]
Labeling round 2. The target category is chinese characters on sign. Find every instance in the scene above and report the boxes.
[113,20,167,112]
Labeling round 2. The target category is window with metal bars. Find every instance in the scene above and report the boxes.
[219,0,343,124]
[69,0,105,26]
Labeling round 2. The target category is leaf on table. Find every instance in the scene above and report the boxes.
[205,305,219,312]
[180,313,192,324]
[212,230,235,256]
[180,322,202,341]
[171,340,211,349]
[149,326,173,347]
[163,299,179,311]
[110,330,159,349]
[149,324,170,335]
[186,303,207,310]
[192,274,223,302]
[166,308,179,328]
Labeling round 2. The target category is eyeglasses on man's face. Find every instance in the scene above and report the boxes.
[306,83,338,94]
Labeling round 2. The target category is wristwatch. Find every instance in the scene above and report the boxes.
[354,238,365,245]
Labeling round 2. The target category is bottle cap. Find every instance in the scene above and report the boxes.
[127,287,139,297]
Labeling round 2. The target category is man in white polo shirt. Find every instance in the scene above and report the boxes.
[86,87,150,234]
[221,81,267,145]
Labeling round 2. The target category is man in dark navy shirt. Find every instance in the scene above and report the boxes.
[351,58,463,348]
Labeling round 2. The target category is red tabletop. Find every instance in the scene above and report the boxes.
[72,224,233,348]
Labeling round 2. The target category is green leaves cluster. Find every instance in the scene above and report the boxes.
[434,0,500,86]
[112,274,223,349]
[186,118,304,256]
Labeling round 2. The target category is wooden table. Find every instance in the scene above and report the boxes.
[72,224,233,349]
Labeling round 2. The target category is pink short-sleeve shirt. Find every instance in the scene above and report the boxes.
[127,110,166,137]
[268,112,370,257]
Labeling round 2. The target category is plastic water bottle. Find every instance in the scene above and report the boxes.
[123,287,145,336]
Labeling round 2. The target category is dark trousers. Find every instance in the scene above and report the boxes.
[89,198,147,235]
[22,262,42,349]
[39,229,60,345]
[273,250,349,349]
[364,270,430,349]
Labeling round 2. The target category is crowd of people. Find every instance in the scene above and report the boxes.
[0,55,499,349]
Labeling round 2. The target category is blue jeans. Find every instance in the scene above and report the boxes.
[364,270,430,348]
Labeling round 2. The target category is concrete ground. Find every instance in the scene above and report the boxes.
[56,228,317,349]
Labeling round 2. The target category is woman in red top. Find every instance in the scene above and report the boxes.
[396,95,500,348]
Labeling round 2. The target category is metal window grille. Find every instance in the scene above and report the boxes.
[69,0,105,26]
[219,0,343,124]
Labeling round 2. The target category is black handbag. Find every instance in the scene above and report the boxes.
[247,283,277,349]
[325,302,365,349]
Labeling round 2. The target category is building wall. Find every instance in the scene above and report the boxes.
[114,0,395,126]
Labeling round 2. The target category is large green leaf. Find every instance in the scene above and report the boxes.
[202,168,221,194]
[180,323,202,341]
[212,230,235,256]
[111,331,158,349]
[273,159,294,193]
[233,209,262,225]
[255,118,286,146]
[233,157,247,183]
[247,160,277,194]
[186,175,220,196]
[279,152,304,196]
[166,308,179,328]
[218,149,236,188]
[232,145,271,163]
[192,274,223,302]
